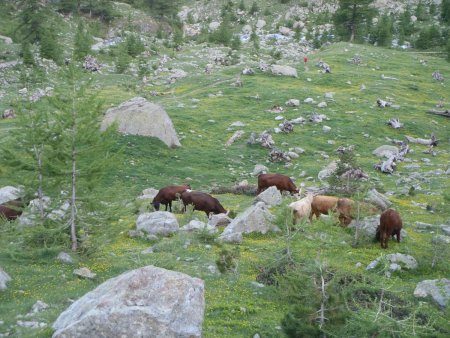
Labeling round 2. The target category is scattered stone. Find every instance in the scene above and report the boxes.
[73,267,96,280]
[242,67,254,75]
[0,186,22,204]
[2,109,15,119]
[318,161,337,181]
[309,113,327,123]
[57,252,74,265]
[269,148,291,163]
[415,221,436,230]
[137,188,159,201]
[385,253,418,269]
[304,97,314,104]
[255,186,282,207]
[181,219,216,233]
[83,55,101,72]
[257,132,275,149]
[285,99,300,107]
[29,300,49,314]
[432,235,450,245]
[141,247,154,254]
[17,321,47,329]
[218,232,243,244]
[317,101,327,108]
[253,164,268,176]
[275,115,284,121]
[279,120,294,133]
[432,71,444,81]
[136,211,179,237]
[289,117,306,124]
[377,99,392,108]
[52,266,205,338]
[0,267,12,291]
[324,92,334,99]
[322,125,331,133]
[414,279,450,308]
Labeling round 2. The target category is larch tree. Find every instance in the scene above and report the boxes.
[46,65,116,251]
[333,0,377,42]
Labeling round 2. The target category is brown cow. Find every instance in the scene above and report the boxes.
[376,209,402,249]
[152,185,191,212]
[257,173,299,195]
[309,195,339,222]
[180,191,227,217]
[0,198,25,221]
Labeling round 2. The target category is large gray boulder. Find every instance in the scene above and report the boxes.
[271,65,298,78]
[0,267,11,290]
[414,279,450,308]
[136,212,179,236]
[0,186,21,204]
[219,202,279,241]
[255,186,282,207]
[101,97,181,148]
[52,266,205,338]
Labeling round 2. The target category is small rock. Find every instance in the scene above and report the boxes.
[0,267,12,290]
[128,230,145,238]
[250,281,265,288]
[141,247,154,254]
[30,300,49,314]
[73,267,96,279]
[56,252,74,264]
[285,99,300,107]
[414,279,450,308]
[16,320,47,329]
[322,126,331,133]
[317,101,327,108]
[304,98,314,104]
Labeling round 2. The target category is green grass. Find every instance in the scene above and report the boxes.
[0,10,450,338]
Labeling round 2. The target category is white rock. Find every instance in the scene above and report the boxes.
[317,101,327,108]
[73,267,96,279]
[322,126,331,133]
[414,279,450,308]
[136,211,179,236]
[0,267,12,290]
[255,186,282,207]
[57,252,74,265]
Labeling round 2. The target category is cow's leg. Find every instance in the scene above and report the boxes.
[168,201,172,212]
[396,230,401,242]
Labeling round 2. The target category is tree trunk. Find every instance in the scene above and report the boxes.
[34,145,45,221]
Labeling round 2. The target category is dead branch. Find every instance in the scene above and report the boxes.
[427,109,450,118]
[225,130,244,146]
[405,134,438,146]
[374,142,409,174]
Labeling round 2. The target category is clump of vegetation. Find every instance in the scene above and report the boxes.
[216,247,240,274]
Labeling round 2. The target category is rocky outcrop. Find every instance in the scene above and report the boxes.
[219,202,279,242]
[136,212,179,237]
[101,97,181,148]
[414,279,450,308]
[52,266,205,337]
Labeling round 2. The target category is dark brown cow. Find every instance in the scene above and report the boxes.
[180,191,227,217]
[257,173,299,195]
[0,198,25,221]
[152,185,191,212]
[376,209,402,249]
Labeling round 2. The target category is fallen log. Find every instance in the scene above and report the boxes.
[405,134,438,146]
[427,109,450,118]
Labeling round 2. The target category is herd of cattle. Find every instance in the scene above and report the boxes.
[0,173,403,249]
[150,173,403,249]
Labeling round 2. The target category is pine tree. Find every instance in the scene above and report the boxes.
[74,21,92,61]
[333,0,377,42]
[249,1,259,15]
[21,42,35,66]
[442,0,450,23]
[39,25,62,64]
[146,0,180,18]
[17,0,46,42]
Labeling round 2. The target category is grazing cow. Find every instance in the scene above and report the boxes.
[289,192,314,224]
[336,198,355,226]
[309,195,339,222]
[376,209,402,249]
[152,185,191,212]
[0,198,25,221]
[257,173,299,195]
[180,191,227,217]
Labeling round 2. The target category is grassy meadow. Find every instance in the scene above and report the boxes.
[1,25,450,338]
